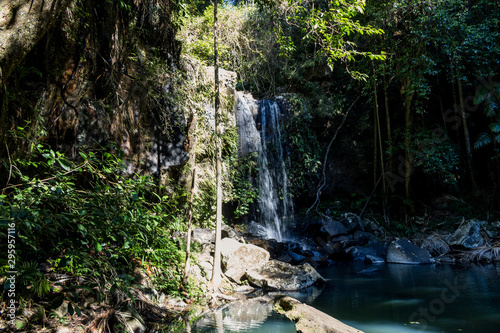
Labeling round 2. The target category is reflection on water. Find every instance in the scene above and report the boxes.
[192,297,295,332]
[191,263,500,333]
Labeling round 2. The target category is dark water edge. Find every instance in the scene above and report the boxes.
[189,262,500,333]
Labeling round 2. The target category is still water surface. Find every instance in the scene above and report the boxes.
[193,263,500,333]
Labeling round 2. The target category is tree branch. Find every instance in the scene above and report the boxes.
[306,95,360,215]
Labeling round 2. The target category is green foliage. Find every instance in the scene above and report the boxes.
[410,129,460,184]
[226,153,259,219]
[178,4,285,95]
[474,80,500,150]
[280,0,386,79]
[0,133,187,300]
[282,95,323,196]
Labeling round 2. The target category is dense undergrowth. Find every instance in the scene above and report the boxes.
[0,125,198,329]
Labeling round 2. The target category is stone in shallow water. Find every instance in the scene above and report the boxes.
[386,238,433,264]
[274,296,364,333]
[245,260,325,291]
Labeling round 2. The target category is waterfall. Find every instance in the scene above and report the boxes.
[257,100,293,241]
[235,93,294,242]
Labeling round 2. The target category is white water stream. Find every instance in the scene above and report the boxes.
[235,93,293,242]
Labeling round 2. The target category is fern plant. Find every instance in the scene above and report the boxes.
[473,80,500,149]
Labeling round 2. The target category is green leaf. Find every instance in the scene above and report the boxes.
[68,303,74,316]
[77,224,87,237]
[95,243,102,252]
[58,159,71,172]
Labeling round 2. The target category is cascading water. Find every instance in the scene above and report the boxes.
[257,100,293,241]
[235,93,294,242]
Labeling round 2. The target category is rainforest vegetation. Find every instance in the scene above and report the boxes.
[0,0,499,331]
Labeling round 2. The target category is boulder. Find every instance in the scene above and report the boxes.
[344,241,388,262]
[345,246,376,262]
[192,228,215,244]
[322,218,349,237]
[340,213,363,233]
[274,296,364,333]
[364,255,385,264]
[448,220,485,249]
[245,260,325,291]
[386,238,433,264]
[353,231,372,246]
[220,238,270,283]
[362,219,387,238]
[222,224,245,243]
[194,243,215,278]
[421,235,451,256]
[247,238,280,257]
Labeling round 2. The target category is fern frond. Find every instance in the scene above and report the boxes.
[490,122,500,133]
[485,99,499,117]
[474,132,492,149]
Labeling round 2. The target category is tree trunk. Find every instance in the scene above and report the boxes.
[373,79,386,194]
[383,70,393,173]
[373,87,378,186]
[457,76,477,190]
[402,81,414,213]
[0,0,73,86]
[209,0,222,290]
[183,168,197,286]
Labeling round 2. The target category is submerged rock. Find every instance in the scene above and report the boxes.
[274,296,364,333]
[386,238,433,264]
[245,260,325,291]
[220,238,270,283]
[448,220,485,249]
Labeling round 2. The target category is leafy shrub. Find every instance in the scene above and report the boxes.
[0,138,187,299]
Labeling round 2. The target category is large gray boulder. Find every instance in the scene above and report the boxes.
[220,238,270,283]
[245,260,325,291]
[192,228,215,244]
[322,218,349,237]
[448,220,485,249]
[274,296,364,333]
[421,235,451,256]
[386,238,433,264]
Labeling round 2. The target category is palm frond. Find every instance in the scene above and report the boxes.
[461,246,500,263]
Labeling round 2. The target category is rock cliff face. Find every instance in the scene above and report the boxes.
[0,1,240,203]
[0,0,73,86]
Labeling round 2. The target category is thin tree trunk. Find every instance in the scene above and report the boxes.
[383,67,393,173]
[373,89,378,186]
[403,84,414,213]
[373,79,386,194]
[457,75,477,190]
[451,79,463,156]
[439,94,448,132]
[183,168,197,286]
[210,0,222,290]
